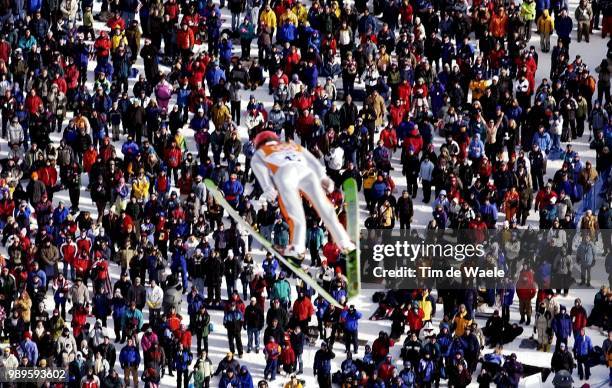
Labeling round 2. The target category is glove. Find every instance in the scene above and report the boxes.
[260,189,278,202]
[321,177,334,194]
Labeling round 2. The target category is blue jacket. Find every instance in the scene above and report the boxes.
[314,298,329,319]
[371,181,389,200]
[119,345,141,367]
[20,339,38,366]
[206,66,226,88]
[573,335,593,356]
[498,286,515,307]
[302,65,319,90]
[27,0,42,13]
[279,23,297,43]
[536,0,550,10]
[551,311,572,339]
[93,293,111,318]
[313,349,334,374]
[219,40,233,63]
[121,141,140,159]
[262,259,279,278]
[418,359,435,383]
[219,374,239,388]
[177,87,191,107]
[187,292,205,316]
[332,288,347,303]
[222,179,244,205]
[468,135,485,158]
[340,310,362,332]
[238,370,254,388]
[358,14,377,34]
[173,350,193,371]
[532,132,552,153]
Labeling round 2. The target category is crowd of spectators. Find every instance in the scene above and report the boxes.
[0,0,612,386]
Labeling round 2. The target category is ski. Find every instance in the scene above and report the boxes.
[342,178,361,300]
[204,179,342,308]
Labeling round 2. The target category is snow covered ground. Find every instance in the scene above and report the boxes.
[1,0,612,385]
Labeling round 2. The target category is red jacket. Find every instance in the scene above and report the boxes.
[403,129,423,155]
[270,73,289,91]
[165,146,182,168]
[292,94,313,112]
[389,105,407,128]
[378,362,396,381]
[295,114,315,139]
[76,236,92,253]
[322,242,340,265]
[107,15,126,30]
[177,28,195,50]
[292,297,315,321]
[167,314,182,332]
[0,199,15,221]
[570,306,588,332]
[265,342,281,360]
[397,82,412,102]
[406,307,425,332]
[25,94,43,114]
[64,64,80,90]
[73,253,91,276]
[60,242,77,265]
[94,36,111,58]
[179,329,192,347]
[0,40,10,63]
[372,337,395,359]
[516,269,536,300]
[280,343,295,365]
[379,128,398,149]
[36,165,58,187]
[52,77,68,94]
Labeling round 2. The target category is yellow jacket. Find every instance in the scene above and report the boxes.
[452,311,473,337]
[537,10,554,34]
[260,9,277,29]
[211,105,231,129]
[292,4,308,23]
[111,33,128,52]
[132,177,150,200]
[418,291,434,321]
[280,10,298,26]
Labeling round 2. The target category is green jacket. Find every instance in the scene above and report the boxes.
[271,279,291,303]
[520,1,536,21]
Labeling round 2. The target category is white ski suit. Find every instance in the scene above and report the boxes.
[251,141,354,255]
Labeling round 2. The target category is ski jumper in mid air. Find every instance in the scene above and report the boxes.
[250,131,356,258]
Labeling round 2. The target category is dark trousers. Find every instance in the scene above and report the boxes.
[577,354,591,380]
[399,216,411,230]
[407,176,418,197]
[116,76,128,93]
[317,373,332,388]
[208,283,221,302]
[240,39,252,59]
[344,330,358,353]
[231,101,241,125]
[555,336,568,349]
[422,180,432,203]
[196,333,208,354]
[227,331,243,355]
[177,370,189,388]
[68,186,80,210]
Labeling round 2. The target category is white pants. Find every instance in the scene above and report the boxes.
[272,163,351,253]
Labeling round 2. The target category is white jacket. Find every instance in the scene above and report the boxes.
[147,285,164,310]
[325,147,344,171]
